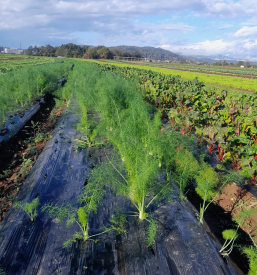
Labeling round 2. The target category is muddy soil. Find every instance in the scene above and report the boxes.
[0,94,65,221]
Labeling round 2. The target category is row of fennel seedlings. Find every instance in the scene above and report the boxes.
[15,61,257,274]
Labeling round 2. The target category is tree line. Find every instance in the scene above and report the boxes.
[24,44,142,59]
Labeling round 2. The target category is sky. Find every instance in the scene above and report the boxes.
[1,0,257,60]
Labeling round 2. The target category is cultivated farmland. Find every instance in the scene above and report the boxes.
[86,59,257,93]
[0,58,257,275]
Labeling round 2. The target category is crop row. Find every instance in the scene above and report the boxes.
[84,59,257,92]
[0,60,74,124]
[0,56,58,73]
[148,63,257,76]
[90,62,257,185]
[54,61,257,273]
[2,59,256,272]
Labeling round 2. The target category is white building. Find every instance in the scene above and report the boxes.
[4,48,23,54]
[240,65,244,68]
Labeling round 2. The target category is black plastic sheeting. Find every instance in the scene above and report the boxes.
[0,98,45,145]
[0,102,244,275]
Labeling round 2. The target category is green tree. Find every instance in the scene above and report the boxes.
[25,46,33,56]
[84,48,98,59]
[97,46,113,59]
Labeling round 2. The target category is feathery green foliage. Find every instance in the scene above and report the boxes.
[243,247,257,275]
[42,202,127,248]
[14,198,40,222]
[43,179,107,247]
[232,205,257,227]
[219,229,238,255]
[0,60,73,124]
[104,211,128,236]
[75,101,100,148]
[195,162,219,224]
[171,147,199,200]
[146,216,157,247]
[74,63,175,223]
[42,203,93,247]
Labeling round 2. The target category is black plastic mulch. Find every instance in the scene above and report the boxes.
[0,102,243,275]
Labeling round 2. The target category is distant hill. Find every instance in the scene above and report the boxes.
[108,46,186,62]
[179,54,239,64]
[179,54,257,65]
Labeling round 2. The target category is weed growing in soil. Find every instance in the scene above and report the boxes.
[15,156,34,180]
[14,198,40,222]
[25,147,37,156]
[232,204,257,229]
[0,169,12,180]
[25,120,50,146]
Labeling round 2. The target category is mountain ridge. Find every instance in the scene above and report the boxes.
[108,46,186,61]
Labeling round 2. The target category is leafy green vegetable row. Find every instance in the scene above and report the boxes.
[91,63,257,185]
[85,59,257,92]
[0,56,59,74]
[0,60,74,124]
[56,61,257,273]
[147,63,257,76]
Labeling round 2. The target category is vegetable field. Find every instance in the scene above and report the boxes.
[0,59,73,124]
[0,54,60,74]
[0,59,257,274]
[85,59,257,92]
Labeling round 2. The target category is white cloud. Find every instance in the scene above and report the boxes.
[0,14,51,30]
[1,0,256,32]
[195,0,257,18]
[232,26,257,37]
[160,39,257,59]
[1,0,257,60]
[218,23,234,29]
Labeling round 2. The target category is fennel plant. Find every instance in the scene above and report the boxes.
[14,198,40,222]
[219,228,239,255]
